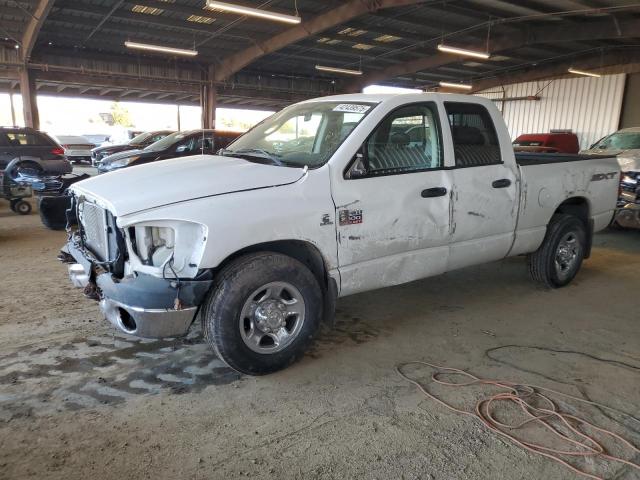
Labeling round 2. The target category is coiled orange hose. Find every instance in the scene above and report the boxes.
[396,361,640,480]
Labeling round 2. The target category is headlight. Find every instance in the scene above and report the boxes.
[123,220,207,278]
[131,225,175,267]
[617,156,640,173]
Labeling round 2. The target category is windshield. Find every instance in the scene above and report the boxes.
[144,131,187,152]
[129,132,153,144]
[224,101,375,167]
[593,132,640,150]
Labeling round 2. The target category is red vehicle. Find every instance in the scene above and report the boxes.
[513,130,580,154]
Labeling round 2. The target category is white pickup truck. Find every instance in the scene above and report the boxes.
[61,93,620,375]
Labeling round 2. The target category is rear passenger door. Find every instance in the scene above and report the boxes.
[445,102,519,270]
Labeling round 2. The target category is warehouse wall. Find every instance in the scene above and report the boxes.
[620,73,640,129]
[478,74,626,150]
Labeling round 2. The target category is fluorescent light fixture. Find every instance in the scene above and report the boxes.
[568,68,601,78]
[437,44,490,60]
[206,1,301,24]
[124,41,198,56]
[315,65,363,76]
[439,81,472,90]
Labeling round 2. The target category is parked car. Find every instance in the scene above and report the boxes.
[0,126,72,178]
[611,167,640,229]
[60,93,619,375]
[96,129,240,173]
[55,135,97,164]
[91,130,174,165]
[83,134,112,147]
[513,130,579,154]
[582,127,640,172]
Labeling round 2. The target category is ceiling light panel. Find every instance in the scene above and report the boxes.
[374,34,401,43]
[131,5,164,15]
[187,14,215,24]
[338,27,367,37]
[352,43,374,50]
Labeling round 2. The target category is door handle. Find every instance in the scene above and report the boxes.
[421,187,447,198]
[492,178,511,188]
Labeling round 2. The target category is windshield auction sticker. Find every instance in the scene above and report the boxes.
[332,104,371,114]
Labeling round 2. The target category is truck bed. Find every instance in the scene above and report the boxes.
[515,152,612,166]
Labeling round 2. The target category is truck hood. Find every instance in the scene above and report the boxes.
[581,148,640,171]
[71,154,306,216]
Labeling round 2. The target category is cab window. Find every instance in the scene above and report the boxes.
[363,103,442,176]
[445,102,502,167]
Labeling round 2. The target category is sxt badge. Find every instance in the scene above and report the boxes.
[339,209,363,226]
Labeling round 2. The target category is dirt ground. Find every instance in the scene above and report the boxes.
[1,198,639,480]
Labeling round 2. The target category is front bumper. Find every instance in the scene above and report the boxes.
[64,239,212,338]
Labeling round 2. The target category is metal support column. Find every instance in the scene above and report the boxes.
[201,65,216,129]
[19,68,39,129]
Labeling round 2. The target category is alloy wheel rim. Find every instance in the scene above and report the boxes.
[239,281,306,354]
[554,231,581,280]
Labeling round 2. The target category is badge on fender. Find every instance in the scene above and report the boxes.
[339,209,363,226]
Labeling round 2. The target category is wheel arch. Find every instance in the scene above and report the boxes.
[551,196,593,258]
[208,239,338,324]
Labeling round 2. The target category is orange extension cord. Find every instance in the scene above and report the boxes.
[396,361,640,480]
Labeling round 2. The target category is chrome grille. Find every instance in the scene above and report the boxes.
[79,201,108,261]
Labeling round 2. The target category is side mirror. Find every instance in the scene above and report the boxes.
[175,144,189,154]
[346,152,368,179]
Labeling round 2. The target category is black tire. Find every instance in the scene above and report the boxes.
[201,252,322,375]
[9,198,19,212]
[527,214,587,288]
[14,200,32,215]
[38,196,70,230]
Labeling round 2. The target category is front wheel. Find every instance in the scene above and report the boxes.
[527,214,587,288]
[201,252,322,375]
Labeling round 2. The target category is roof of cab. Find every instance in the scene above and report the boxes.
[297,92,494,106]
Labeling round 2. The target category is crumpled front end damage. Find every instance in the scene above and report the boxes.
[60,194,212,338]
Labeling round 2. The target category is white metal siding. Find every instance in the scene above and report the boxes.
[477,74,626,150]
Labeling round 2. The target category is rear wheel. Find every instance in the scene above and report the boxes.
[201,252,322,375]
[7,160,44,182]
[528,214,587,288]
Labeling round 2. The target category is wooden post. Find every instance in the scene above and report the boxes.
[9,92,17,126]
[19,68,39,129]
[201,65,216,129]
[206,84,217,130]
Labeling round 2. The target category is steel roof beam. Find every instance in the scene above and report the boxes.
[469,49,640,92]
[213,0,427,82]
[347,15,640,91]
[21,0,54,61]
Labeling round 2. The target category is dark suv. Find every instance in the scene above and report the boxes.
[0,127,72,178]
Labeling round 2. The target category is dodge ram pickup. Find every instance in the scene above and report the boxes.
[60,93,620,375]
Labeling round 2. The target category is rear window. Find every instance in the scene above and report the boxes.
[445,102,502,167]
[2,131,54,147]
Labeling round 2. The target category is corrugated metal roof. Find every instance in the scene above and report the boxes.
[1,0,640,105]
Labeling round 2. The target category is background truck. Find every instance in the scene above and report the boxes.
[512,130,580,154]
[61,93,620,375]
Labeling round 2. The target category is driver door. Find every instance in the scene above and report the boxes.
[332,102,453,296]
